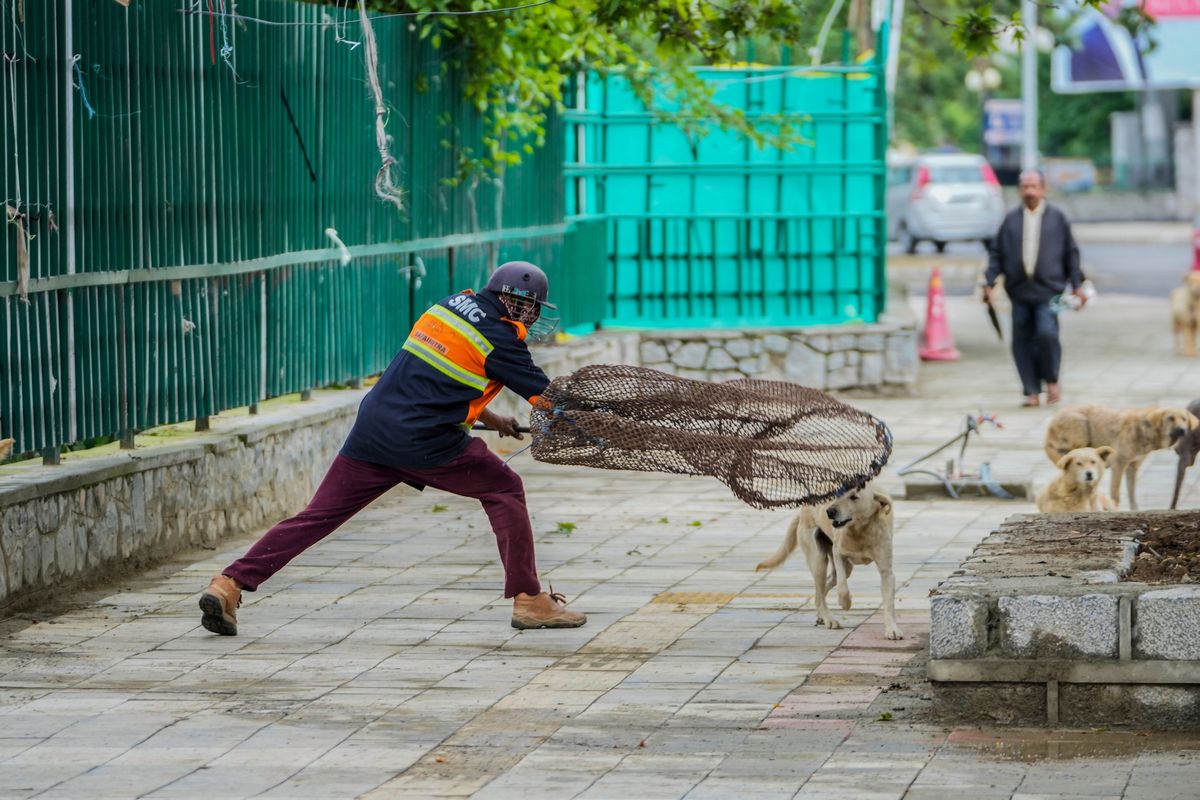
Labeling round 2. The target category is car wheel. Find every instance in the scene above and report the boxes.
[934,240,947,254]
[901,227,918,255]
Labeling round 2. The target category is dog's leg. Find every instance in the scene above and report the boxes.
[808,540,839,630]
[1126,459,1141,512]
[1188,321,1198,358]
[874,542,903,640]
[832,550,852,613]
[880,569,903,640]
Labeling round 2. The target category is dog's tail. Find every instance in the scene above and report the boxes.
[755,514,800,571]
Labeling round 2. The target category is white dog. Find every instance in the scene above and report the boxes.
[756,483,902,640]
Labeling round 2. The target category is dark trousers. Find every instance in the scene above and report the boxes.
[223,438,541,598]
[1011,300,1061,396]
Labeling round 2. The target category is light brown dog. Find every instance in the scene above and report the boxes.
[1170,272,1200,356]
[755,483,901,640]
[1044,405,1198,510]
[1037,446,1117,513]
[0,438,12,460]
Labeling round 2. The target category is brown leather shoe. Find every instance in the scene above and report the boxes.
[511,588,587,630]
[199,575,242,636]
[1022,394,1041,408]
[1047,383,1062,405]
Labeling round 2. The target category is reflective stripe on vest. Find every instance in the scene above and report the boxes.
[401,336,490,392]
[427,305,494,357]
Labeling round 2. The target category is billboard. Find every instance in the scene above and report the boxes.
[983,98,1023,146]
[1051,1,1200,92]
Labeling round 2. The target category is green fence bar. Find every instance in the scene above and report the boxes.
[0,0,597,458]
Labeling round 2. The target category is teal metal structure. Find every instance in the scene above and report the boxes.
[565,34,889,329]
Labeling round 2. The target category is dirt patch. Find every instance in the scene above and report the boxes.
[1125,517,1200,584]
[963,513,1141,580]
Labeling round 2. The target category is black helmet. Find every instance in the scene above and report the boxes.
[485,261,559,341]
[485,261,556,310]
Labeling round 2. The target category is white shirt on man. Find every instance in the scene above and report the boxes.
[1022,200,1045,277]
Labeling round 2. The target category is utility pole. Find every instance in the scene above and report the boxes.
[1020,0,1038,171]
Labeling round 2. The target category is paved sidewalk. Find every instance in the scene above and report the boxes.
[2,293,1200,799]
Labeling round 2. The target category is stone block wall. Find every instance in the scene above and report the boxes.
[929,512,1200,729]
[0,393,360,611]
[637,323,917,392]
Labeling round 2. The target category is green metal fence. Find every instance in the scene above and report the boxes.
[565,35,888,329]
[1,0,604,458]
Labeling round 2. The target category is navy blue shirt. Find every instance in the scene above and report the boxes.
[341,289,549,470]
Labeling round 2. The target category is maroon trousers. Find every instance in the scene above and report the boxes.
[223,438,540,598]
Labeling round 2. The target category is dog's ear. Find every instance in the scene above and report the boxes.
[1096,446,1115,464]
[1056,453,1075,470]
[1189,412,1200,432]
[873,491,892,514]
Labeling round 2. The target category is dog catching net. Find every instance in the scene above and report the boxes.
[529,365,892,509]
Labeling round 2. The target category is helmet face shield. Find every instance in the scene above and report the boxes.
[528,306,560,342]
[499,291,559,341]
[498,292,538,325]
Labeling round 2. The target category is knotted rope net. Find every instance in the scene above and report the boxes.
[529,365,892,509]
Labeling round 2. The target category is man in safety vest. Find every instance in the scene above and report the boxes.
[199,261,587,634]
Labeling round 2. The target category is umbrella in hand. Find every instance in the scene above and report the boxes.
[981,285,1003,341]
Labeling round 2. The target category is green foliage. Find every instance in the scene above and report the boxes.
[949,3,1006,55]
[897,0,1131,162]
[555,521,577,535]
[432,503,449,512]
[1037,56,1132,164]
[939,0,1104,56]
[347,0,823,178]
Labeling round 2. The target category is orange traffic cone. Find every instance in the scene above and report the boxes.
[918,267,960,362]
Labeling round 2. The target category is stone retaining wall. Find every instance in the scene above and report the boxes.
[0,393,361,612]
[637,322,917,392]
[929,512,1200,729]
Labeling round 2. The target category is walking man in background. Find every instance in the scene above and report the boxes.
[199,262,587,636]
[983,169,1088,407]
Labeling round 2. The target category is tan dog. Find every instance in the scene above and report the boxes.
[0,438,12,460]
[1044,406,1198,510]
[1170,272,1200,356]
[756,483,902,640]
[1037,446,1117,512]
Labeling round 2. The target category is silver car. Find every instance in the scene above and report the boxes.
[887,153,1005,254]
